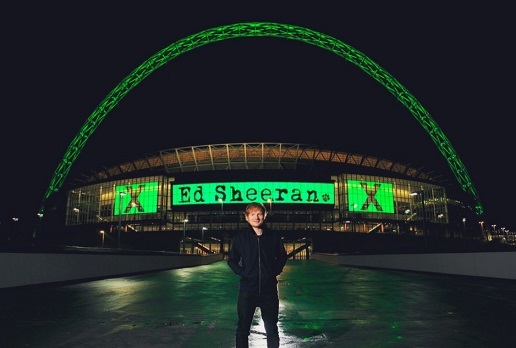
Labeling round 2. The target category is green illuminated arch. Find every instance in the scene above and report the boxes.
[41,22,483,215]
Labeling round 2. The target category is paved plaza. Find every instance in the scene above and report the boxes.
[1,259,516,347]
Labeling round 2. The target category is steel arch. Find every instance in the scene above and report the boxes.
[40,22,483,215]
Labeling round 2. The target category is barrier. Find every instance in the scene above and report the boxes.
[0,251,223,289]
[312,252,516,280]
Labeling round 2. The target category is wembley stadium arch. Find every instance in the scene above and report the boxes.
[39,22,483,221]
[35,23,486,252]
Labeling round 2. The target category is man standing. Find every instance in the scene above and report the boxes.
[227,202,288,348]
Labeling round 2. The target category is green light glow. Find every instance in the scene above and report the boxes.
[40,22,483,216]
[114,182,158,215]
[172,181,334,206]
[347,180,395,213]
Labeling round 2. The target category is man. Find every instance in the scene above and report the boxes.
[227,202,288,348]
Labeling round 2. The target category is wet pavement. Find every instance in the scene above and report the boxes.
[1,259,516,347]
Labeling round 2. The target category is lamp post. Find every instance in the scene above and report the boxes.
[411,190,427,249]
[182,218,188,253]
[100,230,105,247]
[202,227,207,245]
[72,207,80,225]
[351,203,358,233]
[34,212,44,240]
[11,217,19,242]
[218,198,224,229]
[117,191,127,251]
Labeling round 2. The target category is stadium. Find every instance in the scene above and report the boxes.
[38,142,483,255]
[31,23,489,254]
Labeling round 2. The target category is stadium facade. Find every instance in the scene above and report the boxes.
[40,142,482,253]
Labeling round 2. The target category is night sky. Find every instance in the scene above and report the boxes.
[2,3,513,232]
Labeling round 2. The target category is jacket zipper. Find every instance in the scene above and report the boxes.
[257,235,261,295]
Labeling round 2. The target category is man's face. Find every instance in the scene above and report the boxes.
[245,208,266,228]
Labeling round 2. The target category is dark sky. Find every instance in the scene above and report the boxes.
[2,3,513,232]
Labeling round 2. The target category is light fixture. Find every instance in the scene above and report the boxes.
[117,191,127,251]
[183,218,189,253]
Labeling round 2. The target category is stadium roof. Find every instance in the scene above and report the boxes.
[73,143,447,186]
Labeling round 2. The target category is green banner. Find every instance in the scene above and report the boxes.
[172,181,334,206]
[114,182,159,215]
[347,180,394,213]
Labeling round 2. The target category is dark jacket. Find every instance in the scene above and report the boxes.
[227,224,287,294]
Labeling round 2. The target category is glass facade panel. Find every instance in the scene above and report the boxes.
[337,174,447,225]
[66,176,169,232]
[65,173,451,238]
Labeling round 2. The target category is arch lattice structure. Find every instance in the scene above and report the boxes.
[40,22,483,216]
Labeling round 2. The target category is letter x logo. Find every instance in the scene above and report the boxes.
[360,182,383,212]
[123,185,145,213]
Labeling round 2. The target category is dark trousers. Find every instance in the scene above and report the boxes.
[236,291,280,348]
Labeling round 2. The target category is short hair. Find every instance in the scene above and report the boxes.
[245,202,267,216]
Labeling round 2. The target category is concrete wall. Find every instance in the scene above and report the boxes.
[2,251,515,290]
[0,252,223,289]
[312,252,516,280]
